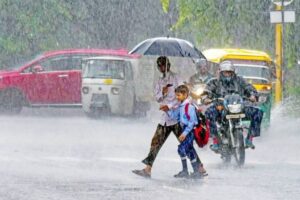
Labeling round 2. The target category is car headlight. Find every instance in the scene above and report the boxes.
[82,86,89,94]
[228,104,242,113]
[111,87,120,95]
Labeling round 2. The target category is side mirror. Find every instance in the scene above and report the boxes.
[32,65,44,73]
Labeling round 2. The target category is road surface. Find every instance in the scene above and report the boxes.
[0,107,299,200]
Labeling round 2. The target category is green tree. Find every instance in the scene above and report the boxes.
[0,0,171,67]
[169,0,299,97]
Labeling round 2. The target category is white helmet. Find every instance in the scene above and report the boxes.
[219,61,235,72]
[195,59,207,67]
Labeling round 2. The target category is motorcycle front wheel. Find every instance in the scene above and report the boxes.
[233,128,245,166]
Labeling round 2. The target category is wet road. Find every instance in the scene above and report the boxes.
[0,107,299,200]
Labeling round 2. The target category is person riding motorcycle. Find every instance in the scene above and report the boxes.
[203,61,264,150]
[189,59,214,85]
[188,59,214,102]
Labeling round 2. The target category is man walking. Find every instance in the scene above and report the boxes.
[132,56,206,178]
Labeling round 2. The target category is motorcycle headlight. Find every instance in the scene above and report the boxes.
[228,104,242,113]
[195,87,204,96]
[258,95,268,103]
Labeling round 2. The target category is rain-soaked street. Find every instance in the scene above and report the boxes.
[0,106,299,200]
[0,1,299,200]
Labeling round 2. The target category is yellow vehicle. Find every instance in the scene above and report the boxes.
[203,48,275,127]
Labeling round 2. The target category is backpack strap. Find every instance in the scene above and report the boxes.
[184,103,190,121]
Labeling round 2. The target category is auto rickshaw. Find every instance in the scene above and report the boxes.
[81,56,138,117]
[203,48,276,127]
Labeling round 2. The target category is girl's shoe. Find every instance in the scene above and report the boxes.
[174,170,189,178]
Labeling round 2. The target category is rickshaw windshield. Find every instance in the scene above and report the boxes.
[234,64,270,83]
[83,60,125,79]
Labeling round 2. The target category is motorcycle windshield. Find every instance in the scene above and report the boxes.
[224,94,243,108]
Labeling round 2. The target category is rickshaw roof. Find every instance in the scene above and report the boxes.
[203,48,272,63]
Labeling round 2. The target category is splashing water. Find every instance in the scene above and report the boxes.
[0,104,299,200]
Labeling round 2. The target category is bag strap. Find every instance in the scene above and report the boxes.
[184,103,190,121]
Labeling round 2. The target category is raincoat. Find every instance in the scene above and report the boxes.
[204,75,263,137]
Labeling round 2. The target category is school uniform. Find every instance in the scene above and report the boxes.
[168,99,199,163]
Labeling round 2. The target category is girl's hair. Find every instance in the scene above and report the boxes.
[175,85,189,95]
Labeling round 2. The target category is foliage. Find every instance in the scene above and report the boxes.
[160,0,170,13]
[0,0,299,97]
[0,0,169,67]
[171,0,300,97]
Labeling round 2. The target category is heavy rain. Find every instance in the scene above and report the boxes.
[0,1,300,200]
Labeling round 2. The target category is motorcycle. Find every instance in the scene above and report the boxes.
[210,93,250,166]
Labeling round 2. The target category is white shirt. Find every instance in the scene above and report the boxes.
[154,71,184,126]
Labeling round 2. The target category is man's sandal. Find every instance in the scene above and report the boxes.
[132,169,151,178]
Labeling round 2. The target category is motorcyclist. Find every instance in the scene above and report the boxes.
[189,59,214,85]
[203,60,263,150]
[188,59,214,101]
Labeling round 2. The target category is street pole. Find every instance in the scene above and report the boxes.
[274,4,283,104]
[272,0,295,104]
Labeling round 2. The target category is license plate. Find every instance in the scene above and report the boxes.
[91,94,108,102]
[226,113,246,119]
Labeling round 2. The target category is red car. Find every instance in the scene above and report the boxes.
[0,49,133,114]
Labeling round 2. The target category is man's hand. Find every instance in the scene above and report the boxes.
[249,95,257,102]
[203,98,212,105]
[162,86,169,96]
[159,105,169,112]
[179,134,186,142]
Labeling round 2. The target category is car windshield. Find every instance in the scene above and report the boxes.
[82,59,125,79]
[235,64,271,81]
[5,54,43,70]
